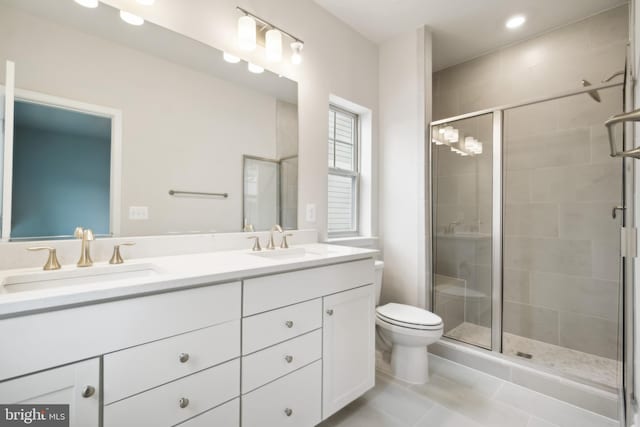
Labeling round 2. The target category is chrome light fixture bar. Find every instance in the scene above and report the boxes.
[236,6,304,65]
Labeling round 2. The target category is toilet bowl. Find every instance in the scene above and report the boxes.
[374,261,443,384]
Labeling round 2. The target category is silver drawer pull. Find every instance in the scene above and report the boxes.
[179,397,190,409]
[81,385,95,398]
[284,408,293,417]
[285,320,294,328]
[326,309,334,316]
[285,355,294,363]
[179,353,190,363]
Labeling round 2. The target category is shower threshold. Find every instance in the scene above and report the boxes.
[447,322,620,389]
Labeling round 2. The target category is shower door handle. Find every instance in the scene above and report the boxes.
[612,206,625,219]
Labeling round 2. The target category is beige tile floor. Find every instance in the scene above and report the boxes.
[318,356,618,427]
[446,322,620,389]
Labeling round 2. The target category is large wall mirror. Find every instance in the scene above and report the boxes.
[0,0,298,241]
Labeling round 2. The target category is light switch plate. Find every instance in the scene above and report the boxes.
[129,206,149,220]
[305,203,316,223]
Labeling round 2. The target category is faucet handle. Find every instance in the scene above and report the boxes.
[247,236,262,251]
[27,247,62,271]
[280,233,293,249]
[109,243,136,265]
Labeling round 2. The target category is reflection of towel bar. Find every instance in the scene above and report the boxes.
[606,108,640,158]
[169,190,228,198]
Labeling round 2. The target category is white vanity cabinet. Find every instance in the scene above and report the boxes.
[0,358,100,427]
[0,255,376,427]
[242,258,376,426]
[322,285,376,419]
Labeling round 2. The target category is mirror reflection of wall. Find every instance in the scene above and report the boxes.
[11,101,111,240]
[0,0,298,239]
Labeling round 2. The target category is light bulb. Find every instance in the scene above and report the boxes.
[223,52,241,63]
[120,10,144,26]
[248,63,264,74]
[265,29,283,62]
[136,0,154,4]
[238,15,257,51]
[74,0,99,8]
[290,41,303,65]
[506,15,526,29]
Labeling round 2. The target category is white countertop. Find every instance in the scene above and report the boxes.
[0,243,377,318]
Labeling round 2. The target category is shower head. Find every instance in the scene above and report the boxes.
[581,79,601,103]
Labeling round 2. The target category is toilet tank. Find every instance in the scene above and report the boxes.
[374,261,384,306]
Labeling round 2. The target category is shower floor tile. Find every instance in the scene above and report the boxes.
[446,322,620,389]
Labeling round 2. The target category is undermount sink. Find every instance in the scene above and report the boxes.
[1,263,162,294]
[251,247,317,260]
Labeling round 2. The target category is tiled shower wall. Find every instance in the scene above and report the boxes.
[433,6,628,359]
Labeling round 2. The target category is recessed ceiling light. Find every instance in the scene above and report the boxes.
[223,52,241,63]
[506,15,526,29]
[247,63,264,74]
[120,10,144,26]
[74,0,99,8]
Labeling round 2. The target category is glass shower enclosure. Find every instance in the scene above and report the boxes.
[430,83,625,391]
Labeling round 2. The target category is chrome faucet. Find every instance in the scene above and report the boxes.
[74,227,94,267]
[266,224,283,250]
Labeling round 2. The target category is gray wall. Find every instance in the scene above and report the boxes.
[433,6,628,359]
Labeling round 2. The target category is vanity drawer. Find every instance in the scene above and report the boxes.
[243,259,374,315]
[104,358,239,427]
[175,398,239,427]
[242,329,321,393]
[242,298,322,354]
[0,281,241,381]
[242,360,321,427]
[104,320,240,404]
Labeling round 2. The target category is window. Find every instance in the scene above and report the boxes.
[328,105,359,236]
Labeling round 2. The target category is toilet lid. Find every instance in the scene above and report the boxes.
[376,303,443,327]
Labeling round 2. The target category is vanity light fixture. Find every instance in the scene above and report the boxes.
[236,7,304,66]
[120,10,144,26]
[238,15,257,51]
[223,52,241,63]
[265,29,283,62]
[136,0,155,4]
[247,63,264,74]
[291,41,304,65]
[74,0,99,8]
[506,15,526,29]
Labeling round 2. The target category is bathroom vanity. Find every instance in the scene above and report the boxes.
[0,244,376,427]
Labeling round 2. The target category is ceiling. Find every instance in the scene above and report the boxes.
[313,0,628,70]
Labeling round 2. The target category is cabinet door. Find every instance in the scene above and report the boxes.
[322,285,375,419]
[0,358,100,427]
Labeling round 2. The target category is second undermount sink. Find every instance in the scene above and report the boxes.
[251,247,317,260]
[0,263,162,294]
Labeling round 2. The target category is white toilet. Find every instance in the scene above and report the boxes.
[374,261,443,384]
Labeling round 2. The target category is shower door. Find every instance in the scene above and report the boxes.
[431,112,499,350]
[501,86,623,390]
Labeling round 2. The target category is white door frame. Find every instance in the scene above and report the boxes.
[0,84,123,241]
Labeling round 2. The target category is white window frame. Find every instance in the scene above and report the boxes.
[328,104,360,237]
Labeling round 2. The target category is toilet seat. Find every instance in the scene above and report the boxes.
[376,303,443,331]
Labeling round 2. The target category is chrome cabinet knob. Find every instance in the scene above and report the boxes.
[179,397,190,408]
[284,408,293,417]
[284,355,293,363]
[326,309,334,316]
[81,385,95,398]
[179,353,190,363]
[285,320,294,328]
